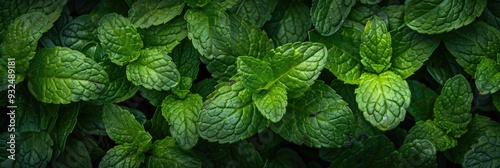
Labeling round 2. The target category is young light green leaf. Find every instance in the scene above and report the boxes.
[407,80,438,122]
[228,0,277,27]
[271,82,355,148]
[236,56,273,91]
[463,129,500,167]
[60,14,98,52]
[404,0,487,34]
[128,0,185,28]
[0,12,52,73]
[308,27,364,84]
[311,0,355,36]
[390,26,440,79]
[139,16,187,53]
[17,131,54,168]
[126,49,180,91]
[144,137,202,168]
[263,1,311,46]
[198,79,268,143]
[394,139,437,167]
[263,42,327,98]
[102,103,152,153]
[161,94,203,150]
[27,47,109,104]
[360,16,392,74]
[433,75,473,138]
[171,77,193,99]
[253,84,287,123]
[443,22,500,75]
[98,144,144,168]
[51,139,92,168]
[405,120,457,151]
[97,13,143,66]
[475,58,500,94]
[355,71,411,131]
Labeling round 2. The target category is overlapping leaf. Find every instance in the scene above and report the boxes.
[311,0,355,36]
[126,49,180,91]
[128,0,185,28]
[360,16,392,74]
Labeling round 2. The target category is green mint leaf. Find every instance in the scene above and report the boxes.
[27,47,109,104]
[360,16,392,74]
[329,135,395,167]
[463,129,500,167]
[405,120,457,151]
[228,0,277,27]
[404,0,487,34]
[192,78,218,99]
[444,115,500,164]
[0,12,52,73]
[271,82,355,148]
[407,80,438,122]
[425,49,465,85]
[17,131,54,168]
[263,1,311,46]
[443,22,500,75]
[390,26,440,79]
[138,16,187,53]
[483,5,500,29]
[126,49,180,91]
[394,139,437,167]
[40,7,71,48]
[198,80,268,143]
[161,94,203,150]
[51,139,92,168]
[94,60,140,104]
[236,56,273,92]
[99,144,144,168]
[171,77,193,99]
[475,58,500,94]
[50,104,79,161]
[77,103,107,136]
[97,13,143,66]
[345,5,388,31]
[382,5,405,30]
[263,42,327,98]
[253,84,287,123]
[355,71,411,131]
[309,27,363,84]
[139,87,168,107]
[102,103,152,153]
[170,39,201,80]
[144,137,201,168]
[311,0,355,36]
[128,0,184,28]
[149,107,170,141]
[433,75,473,138]
[60,14,98,52]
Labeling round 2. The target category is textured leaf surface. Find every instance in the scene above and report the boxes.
[52,139,92,168]
[236,56,273,91]
[253,84,287,123]
[170,39,201,80]
[405,120,457,151]
[404,0,487,34]
[263,1,311,46]
[27,47,109,104]
[443,22,500,75]
[139,16,187,53]
[60,14,98,51]
[355,71,411,131]
[433,75,472,138]
[102,104,152,152]
[271,82,355,148]
[95,60,140,104]
[309,27,363,84]
[463,129,500,167]
[360,16,392,74]
[407,80,438,122]
[50,104,79,160]
[394,139,437,167]
[97,13,143,66]
[161,94,203,150]
[263,42,327,98]
[0,12,52,73]
[128,0,185,28]
[228,0,277,27]
[144,137,201,168]
[475,58,500,94]
[311,0,355,36]
[17,132,54,168]
[329,135,395,167]
[198,79,268,143]
[390,26,440,79]
[126,49,180,91]
[99,144,144,168]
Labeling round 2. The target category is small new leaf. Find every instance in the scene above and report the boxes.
[360,16,392,74]
[253,84,287,123]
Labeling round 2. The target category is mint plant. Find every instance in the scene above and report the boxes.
[1,0,500,167]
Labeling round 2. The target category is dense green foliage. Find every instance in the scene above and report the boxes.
[1,0,500,167]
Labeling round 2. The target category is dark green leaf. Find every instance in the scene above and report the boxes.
[474,58,500,94]
[50,104,79,161]
[463,129,500,167]
[139,16,187,53]
[407,80,438,122]
[60,14,99,52]
[98,144,144,168]
[144,137,201,168]
[170,39,201,80]
[311,0,355,36]
[128,0,185,28]
[263,1,311,46]
[77,104,106,136]
[17,131,54,168]
[405,120,457,151]
[228,0,278,27]
[51,139,92,168]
